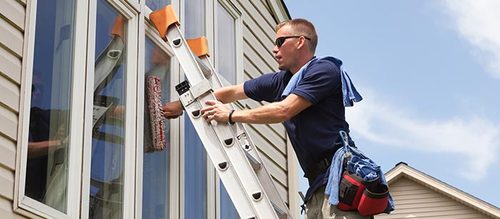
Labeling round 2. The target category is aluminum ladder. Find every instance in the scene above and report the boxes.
[149,5,291,219]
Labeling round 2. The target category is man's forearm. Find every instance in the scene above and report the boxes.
[213,84,246,104]
[231,102,290,124]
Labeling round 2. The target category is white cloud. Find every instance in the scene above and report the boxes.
[347,92,500,181]
[442,0,500,78]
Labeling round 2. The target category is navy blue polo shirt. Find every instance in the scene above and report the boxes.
[244,58,350,196]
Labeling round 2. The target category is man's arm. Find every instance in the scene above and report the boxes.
[162,84,247,119]
[201,94,312,124]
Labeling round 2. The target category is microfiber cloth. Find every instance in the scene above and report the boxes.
[281,56,363,107]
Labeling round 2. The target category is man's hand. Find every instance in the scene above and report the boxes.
[162,100,183,119]
[200,100,231,123]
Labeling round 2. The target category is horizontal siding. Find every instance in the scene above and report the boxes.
[246,126,286,170]
[0,135,16,170]
[243,42,274,74]
[0,198,27,219]
[248,0,276,29]
[0,106,18,141]
[0,46,22,83]
[234,0,275,43]
[0,75,20,112]
[0,16,23,57]
[0,0,25,31]
[0,167,14,200]
[259,149,287,187]
[376,178,493,219]
[243,26,275,72]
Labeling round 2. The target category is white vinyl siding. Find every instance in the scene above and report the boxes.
[376,178,494,219]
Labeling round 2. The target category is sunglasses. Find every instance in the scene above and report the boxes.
[274,35,311,47]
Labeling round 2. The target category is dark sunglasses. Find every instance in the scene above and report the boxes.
[274,35,311,47]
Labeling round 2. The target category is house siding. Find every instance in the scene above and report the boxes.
[232,0,290,204]
[376,178,494,219]
[0,0,29,218]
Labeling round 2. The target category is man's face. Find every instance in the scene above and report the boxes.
[273,25,299,71]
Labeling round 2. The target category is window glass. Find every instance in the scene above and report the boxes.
[216,2,236,84]
[90,0,127,217]
[216,2,239,218]
[142,37,171,219]
[145,0,171,11]
[184,0,208,218]
[26,0,76,212]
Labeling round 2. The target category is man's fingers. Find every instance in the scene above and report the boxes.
[204,100,217,105]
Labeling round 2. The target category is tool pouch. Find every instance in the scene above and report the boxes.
[358,180,389,216]
[337,172,365,211]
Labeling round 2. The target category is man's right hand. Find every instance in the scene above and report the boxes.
[162,100,183,119]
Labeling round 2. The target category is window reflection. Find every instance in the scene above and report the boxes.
[145,0,171,11]
[216,3,237,84]
[142,38,171,219]
[217,3,239,218]
[90,0,127,218]
[26,0,75,213]
[184,0,208,218]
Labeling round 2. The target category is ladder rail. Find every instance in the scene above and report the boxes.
[149,5,292,219]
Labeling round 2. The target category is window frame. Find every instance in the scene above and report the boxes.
[14,0,89,218]
[80,0,139,218]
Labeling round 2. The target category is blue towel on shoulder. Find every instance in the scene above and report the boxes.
[281,56,363,107]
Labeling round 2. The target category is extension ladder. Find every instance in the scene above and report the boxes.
[149,5,291,219]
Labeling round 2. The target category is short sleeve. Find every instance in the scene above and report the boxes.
[244,72,285,102]
[291,60,341,104]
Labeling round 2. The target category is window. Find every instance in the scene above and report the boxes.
[24,0,76,213]
[215,1,241,85]
[184,0,208,218]
[142,36,172,219]
[215,1,241,218]
[89,0,128,217]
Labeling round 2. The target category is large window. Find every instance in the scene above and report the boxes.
[184,0,208,218]
[142,37,172,219]
[89,0,127,217]
[215,1,241,218]
[24,0,76,213]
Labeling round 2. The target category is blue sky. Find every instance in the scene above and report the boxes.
[285,1,500,208]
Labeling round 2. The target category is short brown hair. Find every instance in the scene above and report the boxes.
[276,18,318,53]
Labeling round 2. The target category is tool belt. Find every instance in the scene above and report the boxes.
[338,171,389,216]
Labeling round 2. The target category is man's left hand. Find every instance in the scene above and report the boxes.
[200,100,231,123]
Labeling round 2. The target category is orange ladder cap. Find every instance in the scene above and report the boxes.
[111,16,125,37]
[149,5,180,38]
[187,37,210,57]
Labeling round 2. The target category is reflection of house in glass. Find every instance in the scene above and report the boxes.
[2,0,296,218]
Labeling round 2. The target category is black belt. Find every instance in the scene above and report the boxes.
[305,136,356,183]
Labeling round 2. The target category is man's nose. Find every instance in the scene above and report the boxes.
[272,45,279,54]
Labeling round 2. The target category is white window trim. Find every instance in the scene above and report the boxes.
[14,0,89,217]
[80,0,139,218]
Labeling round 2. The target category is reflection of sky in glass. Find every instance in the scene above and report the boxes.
[146,0,171,11]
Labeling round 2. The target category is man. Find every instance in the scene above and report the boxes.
[163,18,366,218]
